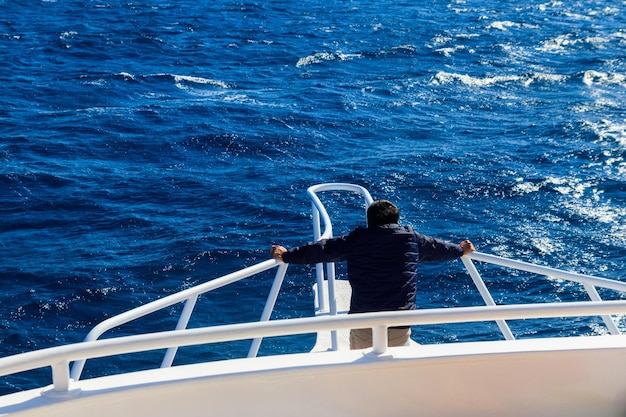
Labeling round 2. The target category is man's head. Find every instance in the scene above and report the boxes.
[367,200,399,226]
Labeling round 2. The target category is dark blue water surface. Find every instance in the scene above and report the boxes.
[1,0,625,393]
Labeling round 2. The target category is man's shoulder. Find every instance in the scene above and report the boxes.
[387,224,417,235]
[352,224,417,237]
[347,226,368,238]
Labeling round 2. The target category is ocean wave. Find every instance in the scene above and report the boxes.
[529,236,562,256]
[511,175,625,229]
[512,176,591,198]
[582,70,626,87]
[486,21,539,31]
[539,33,614,53]
[173,75,232,89]
[435,45,465,57]
[295,51,361,68]
[391,44,417,53]
[115,72,137,82]
[538,34,580,52]
[563,189,626,226]
[583,119,626,148]
[430,71,567,88]
[95,72,234,94]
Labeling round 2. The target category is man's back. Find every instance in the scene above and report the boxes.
[341,224,420,313]
[281,224,463,313]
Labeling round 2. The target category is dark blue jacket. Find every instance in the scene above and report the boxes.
[282,224,463,314]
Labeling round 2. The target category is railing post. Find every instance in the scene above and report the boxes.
[248,263,289,357]
[582,283,621,335]
[161,293,199,368]
[311,198,339,349]
[371,325,388,355]
[312,203,328,313]
[462,256,515,340]
[325,262,339,350]
[51,360,70,393]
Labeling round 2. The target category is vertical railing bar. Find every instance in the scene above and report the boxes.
[306,184,374,350]
[248,263,290,358]
[582,283,621,335]
[326,262,339,351]
[461,257,515,340]
[312,203,328,313]
[161,293,199,368]
[371,325,388,355]
[52,360,70,393]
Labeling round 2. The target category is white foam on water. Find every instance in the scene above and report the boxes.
[295,51,361,68]
[173,75,232,89]
[582,70,626,87]
[430,71,566,88]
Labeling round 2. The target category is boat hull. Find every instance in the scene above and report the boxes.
[2,335,625,417]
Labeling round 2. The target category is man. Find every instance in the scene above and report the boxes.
[270,199,475,349]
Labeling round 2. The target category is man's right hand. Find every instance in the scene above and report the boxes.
[459,240,475,256]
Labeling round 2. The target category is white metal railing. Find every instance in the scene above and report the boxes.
[65,248,626,383]
[304,183,626,341]
[70,259,289,382]
[1,300,626,394]
[463,252,626,337]
[307,183,373,350]
[66,183,626,380]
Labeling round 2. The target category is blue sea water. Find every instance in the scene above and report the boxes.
[1,0,625,393]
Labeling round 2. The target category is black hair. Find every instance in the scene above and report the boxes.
[367,200,399,226]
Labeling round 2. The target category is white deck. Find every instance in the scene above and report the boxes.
[311,279,351,351]
[311,279,419,351]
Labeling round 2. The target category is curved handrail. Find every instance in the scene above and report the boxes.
[464,251,626,337]
[469,252,626,292]
[306,183,373,241]
[305,184,374,350]
[2,300,626,393]
[70,259,284,381]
